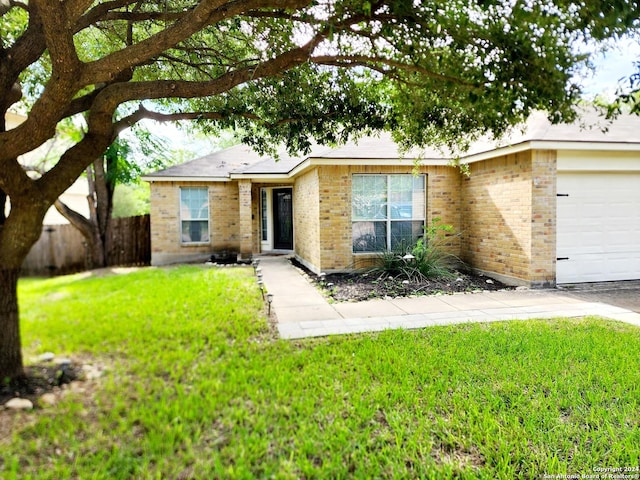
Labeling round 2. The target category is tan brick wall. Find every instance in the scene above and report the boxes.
[210,182,240,251]
[238,180,252,258]
[293,169,321,268]
[460,150,556,286]
[428,165,463,256]
[317,165,353,271]
[149,181,239,265]
[296,164,462,273]
[150,151,557,282]
[461,152,532,282]
[529,150,557,285]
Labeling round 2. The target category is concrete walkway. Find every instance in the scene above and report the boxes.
[257,255,640,339]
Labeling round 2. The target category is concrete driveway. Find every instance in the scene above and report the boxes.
[559,281,640,313]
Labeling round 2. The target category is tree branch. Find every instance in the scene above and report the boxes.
[114,106,259,135]
[54,199,94,241]
[81,10,186,29]
[0,2,46,112]
[79,0,314,86]
[90,31,326,124]
[34,0,83,71]
[75,0,138,31]
[310,55,480,89]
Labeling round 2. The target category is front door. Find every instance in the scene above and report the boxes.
[273,188,293,250]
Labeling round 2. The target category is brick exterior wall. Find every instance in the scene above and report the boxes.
[293,169,321,269]
[149,181,239,265]
[428,165,463,256]
[211,182,241,251]
[529,150,557,286]
[293,164,462,273]
[460,150,556,286]
[238,180,252,259]
[149,151,557,284]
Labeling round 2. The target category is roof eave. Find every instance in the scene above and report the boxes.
[463,140,640,163]
[229,173,294,182]
[141,175,232,183]
[287,157,451,177]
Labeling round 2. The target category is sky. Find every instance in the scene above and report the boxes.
[579,37,640,98]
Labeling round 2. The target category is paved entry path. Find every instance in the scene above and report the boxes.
[257,255,640,339]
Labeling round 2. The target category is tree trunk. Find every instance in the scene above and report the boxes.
[89,222,106,268]
[0,268,24,380]
[54,197,106,269]
[55,158,115,269]
[0,194,50,381]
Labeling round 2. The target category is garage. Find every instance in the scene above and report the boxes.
[556,169,640,283]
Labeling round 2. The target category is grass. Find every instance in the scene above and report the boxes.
[1,265,639,479]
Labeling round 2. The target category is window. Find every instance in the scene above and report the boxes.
[352,174,425,252]
[180,187,209,243]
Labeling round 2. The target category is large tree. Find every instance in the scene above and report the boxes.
[0,0,637,380]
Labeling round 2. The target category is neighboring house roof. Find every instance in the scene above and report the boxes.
[5,111,26,129]
[42,177,90,225]
[143,110,640,182]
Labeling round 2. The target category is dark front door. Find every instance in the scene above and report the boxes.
[273,188,293,250]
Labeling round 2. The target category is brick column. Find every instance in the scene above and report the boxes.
[238,180,253,259]
[530,149,557,287]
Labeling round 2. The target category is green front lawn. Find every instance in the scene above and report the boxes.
[2,266,639,478]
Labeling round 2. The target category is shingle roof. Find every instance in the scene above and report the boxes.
[144,111,640,180]
[145,144,266,179]
[467,109,640,156]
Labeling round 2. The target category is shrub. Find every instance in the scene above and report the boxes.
[370,218,460,281]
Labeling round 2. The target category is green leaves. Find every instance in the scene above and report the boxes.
[104,128,171,185]
[5,0,638,156]
[0,5,27,49]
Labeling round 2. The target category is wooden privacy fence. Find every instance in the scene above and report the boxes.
[106,214,151,268]
[21,214,151,276]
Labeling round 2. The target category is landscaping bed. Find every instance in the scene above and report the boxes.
[0,361,81,407]
[292,259,515,302]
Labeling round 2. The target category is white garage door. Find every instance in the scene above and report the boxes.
[556,172,640,283]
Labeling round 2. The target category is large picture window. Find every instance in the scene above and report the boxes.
[180,187,209,244]
[352,174,425,252]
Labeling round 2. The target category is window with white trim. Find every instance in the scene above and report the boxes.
[352,174,426,252]
[180,187,209,244]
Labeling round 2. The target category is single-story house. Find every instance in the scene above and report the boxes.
[143,111,640,287]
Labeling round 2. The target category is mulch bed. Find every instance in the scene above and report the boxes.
[291,259,514,302]
[1,362,82,406]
